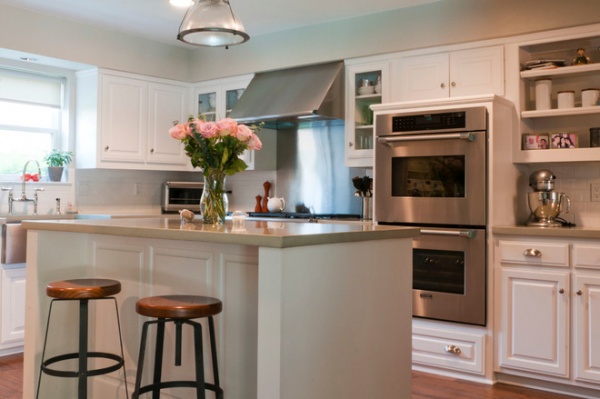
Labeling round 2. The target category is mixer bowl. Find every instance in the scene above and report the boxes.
[527,191,570,227]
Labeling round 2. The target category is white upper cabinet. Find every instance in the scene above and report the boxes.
[99,74,148,163]
[76,69,192,170]
[147,82,191,166]
[344,58,390,168]
[391,46,504,102]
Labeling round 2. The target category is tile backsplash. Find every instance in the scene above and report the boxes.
[76,168,276,215]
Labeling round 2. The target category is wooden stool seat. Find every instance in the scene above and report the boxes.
[46,278,121,299]
[132,295,224,399]
[135,295,222,319]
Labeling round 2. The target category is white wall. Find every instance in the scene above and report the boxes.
[1,0,600,81]
[0,4,190,80]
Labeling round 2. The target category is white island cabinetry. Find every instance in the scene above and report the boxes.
[22,218,417,399]
[75,69,192,171]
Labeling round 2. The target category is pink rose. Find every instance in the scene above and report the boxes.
[197,121,218,139]
[247,133,262,150]
[236,124,253,141]
[216,118,238,137]
[169,123,190,140]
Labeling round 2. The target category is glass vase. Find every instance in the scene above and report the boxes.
[200,170,228,224]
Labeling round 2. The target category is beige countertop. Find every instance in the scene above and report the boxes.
[493,225,600,239]
[22,217,419,248]
[0,214,78,224]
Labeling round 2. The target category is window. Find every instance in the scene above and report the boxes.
[0,68,65,179]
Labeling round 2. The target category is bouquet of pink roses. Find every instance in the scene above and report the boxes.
[169,116,262,175]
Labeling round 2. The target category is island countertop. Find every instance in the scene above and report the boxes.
[22,217,419,248]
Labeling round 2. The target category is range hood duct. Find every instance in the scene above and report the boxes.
[229,61,344,129]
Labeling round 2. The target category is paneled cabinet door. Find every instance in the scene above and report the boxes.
[449,46,504,98]
[147,83,190,166]
[574,274,600,384]
[100,74,148,162]
[499,268,569,377]
[392,53,449,101]
[1,267,26,346]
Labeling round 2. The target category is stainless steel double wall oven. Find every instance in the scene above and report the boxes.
[375,106,488,326]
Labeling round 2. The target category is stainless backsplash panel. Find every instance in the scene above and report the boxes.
[276,125,364,215]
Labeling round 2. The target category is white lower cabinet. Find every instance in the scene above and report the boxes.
[413,321,486,376]
[1,266,26,349]
[495,236,600,392]
[498,268,569,377]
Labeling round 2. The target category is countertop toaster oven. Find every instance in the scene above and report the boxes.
[161,181,203,213]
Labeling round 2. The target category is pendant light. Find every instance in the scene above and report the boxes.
[177,0,249,48]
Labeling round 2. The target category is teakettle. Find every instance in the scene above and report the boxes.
[267,197,286,213]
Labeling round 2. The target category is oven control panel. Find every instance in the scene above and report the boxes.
[392,112,466,132]
[376,106,487,136]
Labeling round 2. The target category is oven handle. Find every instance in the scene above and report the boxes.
[420,229,477,239]
[378,132,475,144]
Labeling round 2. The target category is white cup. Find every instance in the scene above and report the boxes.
[557,91,575,109]
[582,88,599,107]
[535,79,552,110]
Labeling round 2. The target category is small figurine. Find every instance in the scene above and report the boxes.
[572,48,591,65]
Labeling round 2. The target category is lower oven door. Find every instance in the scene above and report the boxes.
[413,227,486,326]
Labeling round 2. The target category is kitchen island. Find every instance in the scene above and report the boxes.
[21,217,418,399]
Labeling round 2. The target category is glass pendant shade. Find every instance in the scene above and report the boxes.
[177,0,249,47]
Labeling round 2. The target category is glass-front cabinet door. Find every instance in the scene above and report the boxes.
[193,75,254,167]
[193,75,252,122]
[197,91,217,121]
[345,60,389,168]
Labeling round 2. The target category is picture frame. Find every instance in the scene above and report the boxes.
[522,133,550,150]
[550,132,578,149]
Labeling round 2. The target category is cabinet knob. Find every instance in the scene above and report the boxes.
[349,141,354,147]
[577,290,583,296]
[559,288,565,294]
[444,345,461,355]
[440,83,446,89]
[523,248,542,257]
[104,146,109,151]
[451,81,456,87]
[150,148,154,154]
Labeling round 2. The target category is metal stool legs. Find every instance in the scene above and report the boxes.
[132,316,223,399]
[36,297,128,399]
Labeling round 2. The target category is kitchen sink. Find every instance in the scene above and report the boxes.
[0,214,111,264]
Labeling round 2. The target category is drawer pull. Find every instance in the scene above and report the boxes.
[577,290,583,296]
[558,288,565,294]
[444,345,461,355]
[523,248,542,257]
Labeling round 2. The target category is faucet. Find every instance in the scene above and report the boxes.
[2,160,44,215]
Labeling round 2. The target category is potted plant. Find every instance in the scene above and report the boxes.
[43,149,73,182]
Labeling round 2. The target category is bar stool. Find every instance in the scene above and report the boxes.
[132,295,224,399]
[36,278,128,399]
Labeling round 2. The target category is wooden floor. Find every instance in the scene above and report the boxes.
[0,353,584,399]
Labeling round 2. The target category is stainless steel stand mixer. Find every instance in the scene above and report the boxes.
[526,169,571,227]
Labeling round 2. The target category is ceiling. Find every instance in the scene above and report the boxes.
[0,0,440,47]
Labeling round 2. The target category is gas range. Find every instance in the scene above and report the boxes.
[247,212,361,220]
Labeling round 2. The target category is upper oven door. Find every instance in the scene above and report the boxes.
[375,129,487,226]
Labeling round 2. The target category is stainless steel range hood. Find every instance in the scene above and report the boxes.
[229,61,344,129]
